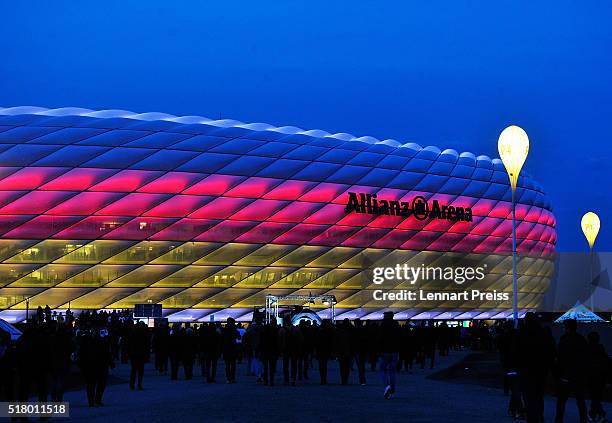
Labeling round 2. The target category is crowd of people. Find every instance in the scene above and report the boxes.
[496,313,610,423]
[0,305,609,423]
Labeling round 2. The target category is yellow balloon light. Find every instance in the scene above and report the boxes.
[581,211,600,250]
[498,125,530,191]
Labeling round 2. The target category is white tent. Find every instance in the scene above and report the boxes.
[0,318,22,341]
[554,302,607,323]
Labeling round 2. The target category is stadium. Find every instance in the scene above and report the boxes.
[0,106,556,323]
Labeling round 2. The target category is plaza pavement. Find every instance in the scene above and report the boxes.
[61,351,583,423]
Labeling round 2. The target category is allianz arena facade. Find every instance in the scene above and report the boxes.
[0,107,556,323]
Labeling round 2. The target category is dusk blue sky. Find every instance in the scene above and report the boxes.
[1,1,610,251]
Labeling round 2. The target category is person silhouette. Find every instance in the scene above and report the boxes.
[554,318,588,423]
[586,331,609,422]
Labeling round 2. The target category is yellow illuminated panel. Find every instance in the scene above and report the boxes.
[8,264,90,287]
[104,241,179,264]
[152,266,225,287]
[151,242,221,264]
[55,240,137,264]
[195,243,261,266]
[106,265,182,287]
[5,240,86,263]
[57,264,138,287]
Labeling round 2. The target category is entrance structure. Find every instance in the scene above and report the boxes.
[265,294,337,324]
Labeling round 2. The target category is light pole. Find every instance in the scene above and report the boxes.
[498,125,530,328]
[581,211,600,311]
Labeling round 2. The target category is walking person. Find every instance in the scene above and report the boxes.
[182,326,197,380]
[222,318,240,383]
[280,318,303,386]
[335,319,352,385]
[316,319,334,385]
[379,311,400,399]
[518,313,555,423]
[261,320,279,386]
[499,320,525,419]
[79,325,113,407]
[586,331,609,422]
[353,319,368,385]
[49,322,73,402]
[153,323,169,375]
[169,324,183,380]
[204,323,220,383]
[554,319,588,423]
[128,321,149,390]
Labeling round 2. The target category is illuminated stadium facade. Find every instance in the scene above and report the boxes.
[0,107,556,322]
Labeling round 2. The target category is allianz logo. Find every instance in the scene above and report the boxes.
[345,192,473,222]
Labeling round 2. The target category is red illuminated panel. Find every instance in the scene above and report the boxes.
[234,222,295,243]
[90,170,164,192]
[0,215,35,236]
[470,198,496,217]
[95,193,171,216]
[183,174,245,196]
[519,239,537,254]
[40,168,118,191]
[446,216,481,234]
[493,238,512,254]
[401,230,439,251]
[194,220,258,242]
[487,201,512,219]
[144,195,213,218]
[4,215,83,239]
[421,218,456,234]
[367,214,404,229]
[138,172,205,194]
[471,236,505,254]
[0,191,28,209]
[336,210,377,227]
[525,223,545,241]
[189,197,253,219]
[310,225,360,246]
[230,199,288,221]
[372,229,415,249]
[273,223,329,245]
[300,183,349,203]
[516,221,535,239]
[53,216,132,239]
[102,217,177,240]
[0,191,76,214]
[303,204,346,225]
[268,202,323,223]
[395,215,432,231]
[225,177,282,198]
[262,180,318,200]
[46,192,125,215]
[490,219,512,238]
[341,227,390,248]
[523,206,542,224]
[0,167,68,190]
[149,218,220,241]
[451,234,486,253]
[470,217,502,236]
[514,204,529,221]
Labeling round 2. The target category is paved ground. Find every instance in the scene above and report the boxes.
[60,351,586,423]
